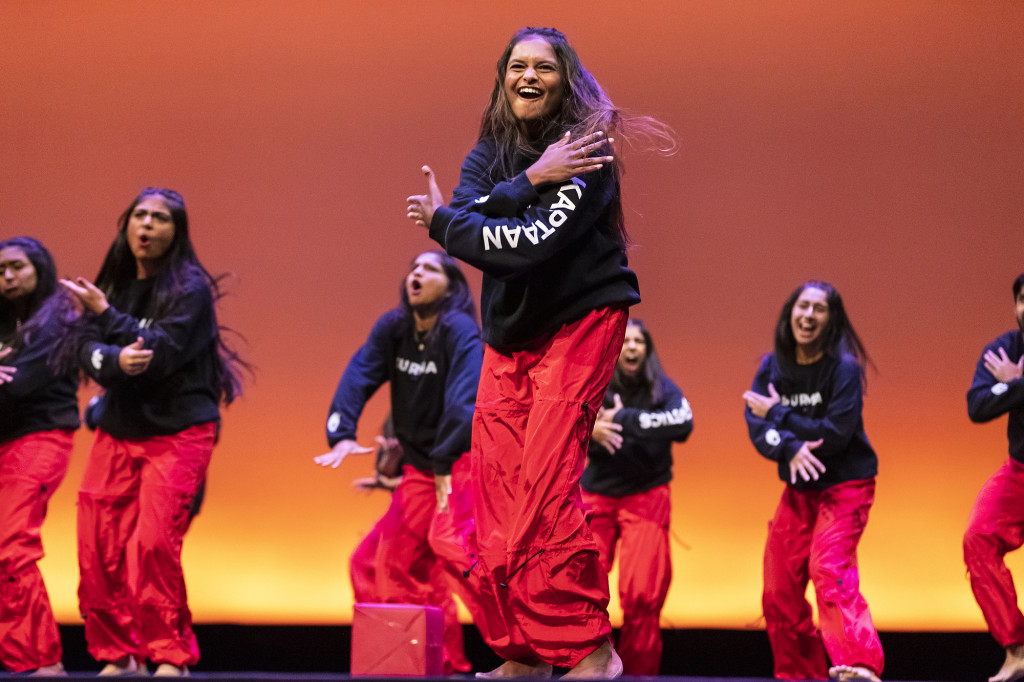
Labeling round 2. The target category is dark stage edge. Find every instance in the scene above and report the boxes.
[8,626,1002,682]
[1,676,775,681]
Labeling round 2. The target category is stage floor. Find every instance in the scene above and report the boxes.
[29,626,996,682]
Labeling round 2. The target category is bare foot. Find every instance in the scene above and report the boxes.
[29,662,66,677]
[153,663,190,677]
[563,641,622,680]
[829,665,881,682]
[98,656,145,677]
[476,659,553,679]
[991,644,1024,682]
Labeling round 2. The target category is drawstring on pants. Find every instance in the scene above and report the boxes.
[499,549,545,588]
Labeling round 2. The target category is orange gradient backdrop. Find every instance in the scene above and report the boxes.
[2,1,1022,630]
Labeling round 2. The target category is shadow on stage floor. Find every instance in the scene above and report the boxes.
[27,625,999,682]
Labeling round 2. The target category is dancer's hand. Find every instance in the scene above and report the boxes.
[407,165,445,228]
[984,347,1024,383]
[743,383,781,418]
[434,474,452,514]
[0,346,15,384]
[315,439,374,469]
[525,131,614,187]
[119,337,153,376]
[60,277,109,314]
[378,473,402,491]
[591,394,624,454]
[352,473,403,493]
[352,476,378,493]
[789,439,825,484]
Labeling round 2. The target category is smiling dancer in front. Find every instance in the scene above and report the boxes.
[408,26,672,680]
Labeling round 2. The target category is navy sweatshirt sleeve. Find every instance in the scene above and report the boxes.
[326,315,392,447]
[614,377,693,443]
[429,314,482,475]
[967,332,1024,424]
[448,141,540,218]
[0,329,80,442]
[764,355,864,459]
[430,144,616,281]
[78,284,216,386]
[0,328,65,401]
[745,355,803,463]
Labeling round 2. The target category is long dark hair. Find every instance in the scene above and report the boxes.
[95,188,248,404]
[480,27,674,246]
[0,236,79,373]
[608,318,666,407]
[390,250,477,351]
[773,281,872,383]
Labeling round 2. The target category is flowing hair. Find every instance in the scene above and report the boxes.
[608,318,666,407]
[480,27,675,245]
[773,281,872,385]
[388,250,478,352]
[0,236,80,373]
[95,188,250,404]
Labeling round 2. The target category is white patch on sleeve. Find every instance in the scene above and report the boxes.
[91,348,103,371]
[992,382,1009,396]
[327,412,341,433]
[766,429,781,447]
[474,195,490,204]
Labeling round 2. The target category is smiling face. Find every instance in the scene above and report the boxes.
[0,246,38,302]
[405,252,450,313]
[127,196,175,278]
[504,36,564,123]
[617,323,648,379]
[790,286,830,362]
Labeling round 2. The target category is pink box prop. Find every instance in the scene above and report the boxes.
[351,603,444,676]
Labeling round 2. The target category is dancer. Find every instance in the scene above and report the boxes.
[581,319,693,676]
[742,281,883,682]
[408,26,670,679]
[347,418,472,674]
[315,250,487,659]
[62,188,246,677]
[963,273,1024,682]
[0,237,80,676]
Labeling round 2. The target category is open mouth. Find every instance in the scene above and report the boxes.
[517,86,543,100]
[409,279,423,294]
[138,235,151,247]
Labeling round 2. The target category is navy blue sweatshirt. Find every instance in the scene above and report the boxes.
[326,310,481,476]
[745,352,878,491]
[428,137,640,351]
[77,277,220,438]
[0,326,79,443]
[967,330,1024,462]
[582,374,692,497]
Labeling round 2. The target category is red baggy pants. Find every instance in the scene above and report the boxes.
[472,307,626,667]
[369,455,487,669]
[350,499,473,673]
[582,484,672,676]
[0,429,72,672]
[964,457,1024,647]
[77,424,214,666]
[763,478,884,681]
